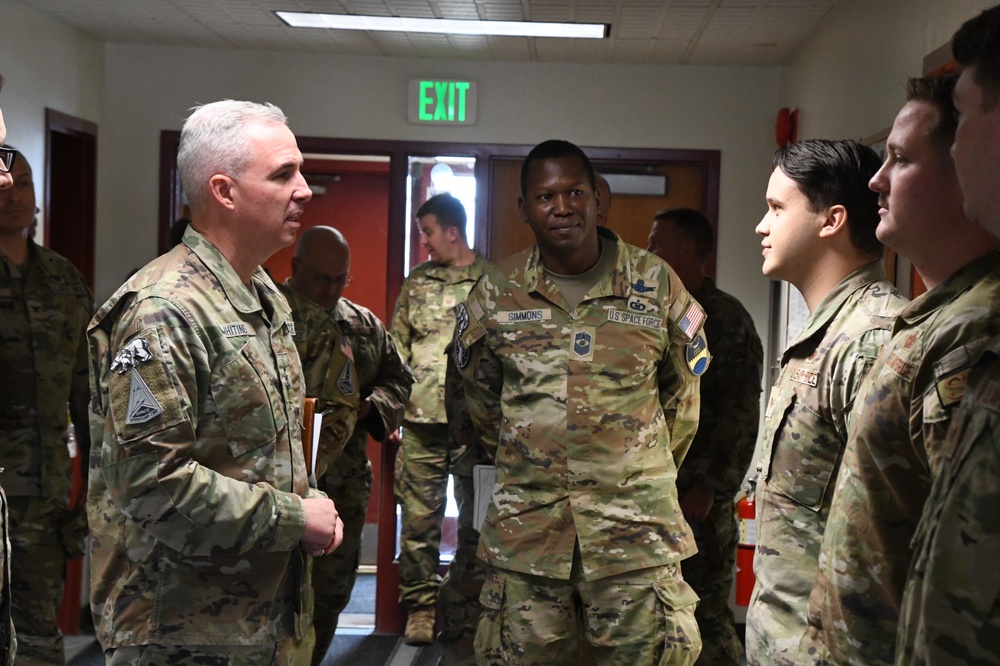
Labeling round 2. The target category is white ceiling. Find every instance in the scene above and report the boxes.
[16,0,848,66]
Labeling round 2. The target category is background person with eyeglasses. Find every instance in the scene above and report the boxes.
[285,225,414,665]
[0,72,94,665]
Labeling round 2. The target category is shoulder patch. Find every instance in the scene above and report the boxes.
[685,332,710,376]
[337,362,357,396]
[125,369,165,424]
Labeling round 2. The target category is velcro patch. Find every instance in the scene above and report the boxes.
[631,278,658,294]
[936,369,969,407]
[340,338,355,363]
[791,368,819,387]
[126,368,164,424]
[496,309,551,324]
[686,332,710,376]
[221,322,251,338]
[885,351,916,382]
[337,362,356,396]
[677,301,707,339]
[572,328,595,361]
[607,309,662,329]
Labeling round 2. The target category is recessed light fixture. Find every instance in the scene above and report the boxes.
[275,11,608,39]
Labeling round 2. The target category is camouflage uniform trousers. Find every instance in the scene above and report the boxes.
[475,558,702,666]
[7,496,85,666]
[104,639,307,665]
[437,474,486,665]
[311,466,373,666]
[681,493,743,666]
[395,421,451,610]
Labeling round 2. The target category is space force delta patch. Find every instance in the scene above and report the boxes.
[126,368,164,424]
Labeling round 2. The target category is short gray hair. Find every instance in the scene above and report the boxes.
[177,100,288,211]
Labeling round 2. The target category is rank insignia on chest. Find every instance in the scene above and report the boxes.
[573,329,594,359]
[685,332,709,376]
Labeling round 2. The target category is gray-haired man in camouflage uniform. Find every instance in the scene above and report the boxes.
[87,100,344,665]
[1,144,93,663]
[745,139,907,666]
[390,193,491,645]
[0,72,18,665]
[456,139,706,665]
[648,207,764,666]
[285,226,413,666]
[898,9,1000,663]
[805,76,1000,666]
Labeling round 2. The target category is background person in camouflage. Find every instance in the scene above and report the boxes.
[436,347,492,666]
[277,256,359,480]
[804,76,1000,666]
[744,139,906,666]
[1,144,93,664]
[648,207,764,666]
[456,139,705,665]
[87,100,345,666]
[0,71,17,665]
[285,226,413,666]
[898,9,1000,663]
[390,192,491,645]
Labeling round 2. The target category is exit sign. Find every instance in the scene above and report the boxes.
[408,79,478,125]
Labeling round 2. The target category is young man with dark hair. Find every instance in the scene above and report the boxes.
[897,8,1000,663]
[745,139,907,666]
[457,139,705,664]
[805,74,1000,666]
[390,191,491,645]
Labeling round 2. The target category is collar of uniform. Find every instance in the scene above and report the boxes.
[182,225,271,315]
[895,250,1000,329]
[422,252,487,283]
[522,227,631,300]
[787,260,886,350]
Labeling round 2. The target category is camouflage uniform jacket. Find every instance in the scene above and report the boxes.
[808,251,1000,666]
[278,283,360,479]
[0,240,92,501]
[747,261,904,665]
[898,335,1000,665]
[456,228,708,581]
[675,278,763,498]
[87,226,319,648]
[391,254,491,424]
[329,297,413,483]
[0,482,12,665]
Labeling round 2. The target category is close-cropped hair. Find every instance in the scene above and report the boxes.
[953,5,1000,110]
[520,139,596,198]
[654,207,714,263]
[416,192,468,239]
[905,75,959,148]
[772,139,884,258]
[177,100,287,212]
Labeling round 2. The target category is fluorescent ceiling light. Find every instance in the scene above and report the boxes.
[275,11,608,39]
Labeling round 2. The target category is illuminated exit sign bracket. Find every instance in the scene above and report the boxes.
[408,79,478,125]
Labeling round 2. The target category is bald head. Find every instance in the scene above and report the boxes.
[595,174,612,226]
[289,225,351,310]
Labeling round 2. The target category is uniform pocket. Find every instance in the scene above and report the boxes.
[653,570,702,662]
[766,389,840,511]
[212,342,278,456]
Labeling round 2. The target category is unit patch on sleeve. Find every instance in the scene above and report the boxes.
[685,332,710,376]
[337,362,356,396]
[126,369,164,424]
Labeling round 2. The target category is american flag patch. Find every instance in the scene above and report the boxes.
[678,302,706,339]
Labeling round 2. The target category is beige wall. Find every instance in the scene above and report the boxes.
[0,0,993,354]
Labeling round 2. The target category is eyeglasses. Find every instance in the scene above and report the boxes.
[0,147,16,174]
[317,273,353,288]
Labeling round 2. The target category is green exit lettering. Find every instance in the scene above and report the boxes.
[419,80,472,123]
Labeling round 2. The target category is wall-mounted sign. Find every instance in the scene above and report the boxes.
[408,79,477,125]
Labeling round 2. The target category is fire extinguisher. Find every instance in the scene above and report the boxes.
[735,482,757,607]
